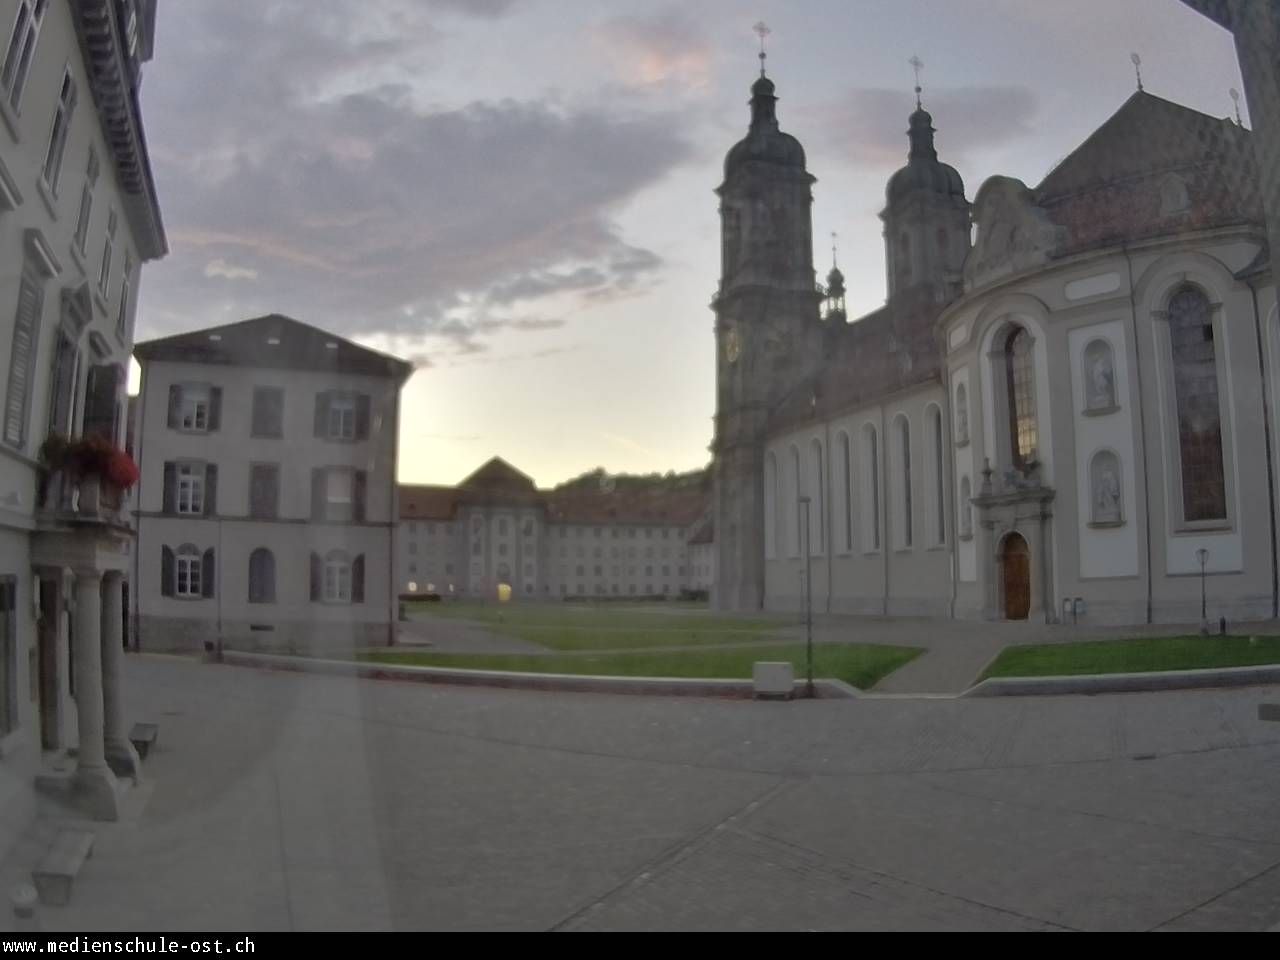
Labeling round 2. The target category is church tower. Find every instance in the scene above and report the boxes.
[881,88,971,314]
[712,50,821,612]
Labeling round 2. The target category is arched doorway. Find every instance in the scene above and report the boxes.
[1001,533,1031,621]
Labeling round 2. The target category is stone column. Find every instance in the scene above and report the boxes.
[73,569,120,820]
[101,572,140,782]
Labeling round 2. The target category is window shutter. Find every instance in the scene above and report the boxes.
[311,468,325,521]
[204,464,218,517]
[355,395,371,440]
[354,470,368,523]
[167,385,181,429]
[263,552,276,604]
[162,462,176,514]
[3,271,42,449]
[161,546,174,597]
[309,552,322,602]
[352,554,365,604]
[207,387,222,432]
[314,392,330,438]
[201,548,215,598]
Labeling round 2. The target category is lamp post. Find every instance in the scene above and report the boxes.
[1196,547,1210,636]
[799,496,814,699]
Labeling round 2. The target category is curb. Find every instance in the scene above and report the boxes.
[219,651,862,701]
[964,664,1280,698]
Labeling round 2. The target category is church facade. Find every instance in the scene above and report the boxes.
[712,69,1278,626]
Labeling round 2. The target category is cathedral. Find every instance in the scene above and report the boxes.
[712,60,1279,626]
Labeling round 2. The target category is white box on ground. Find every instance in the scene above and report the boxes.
[754,662,795,700]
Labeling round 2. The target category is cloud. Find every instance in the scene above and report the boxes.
[801,86,1039,169]
[202,259,259,281]
[138,1,692,356]
[590,13,715,89]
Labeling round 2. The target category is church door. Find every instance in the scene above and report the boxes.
[1002,533,1031,621]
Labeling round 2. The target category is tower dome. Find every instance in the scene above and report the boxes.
[886,106,966,205]
[724,73,808,179]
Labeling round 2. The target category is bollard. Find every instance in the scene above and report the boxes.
[10,883,39,933]
[1219,617,1227,636]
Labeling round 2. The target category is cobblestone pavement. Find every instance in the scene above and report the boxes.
[16,655,1280,931]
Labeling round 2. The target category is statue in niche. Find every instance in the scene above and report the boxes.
[1092,454,1123,524]
[1085,341,1116,411]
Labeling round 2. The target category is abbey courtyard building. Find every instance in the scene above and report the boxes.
[712,69,1278,626]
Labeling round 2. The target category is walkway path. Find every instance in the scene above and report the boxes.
[6,655,1279,931]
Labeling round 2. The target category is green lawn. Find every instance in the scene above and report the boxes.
[366,643,922,691]
[404,600,789,652]
[982,635,1280,680]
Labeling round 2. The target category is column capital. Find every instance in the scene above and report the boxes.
[73,567,104,585]
[102,570,125,586]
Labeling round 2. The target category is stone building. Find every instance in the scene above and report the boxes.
[132,315,412,652]
[713,53,1278,625]
[397,459,708,601]
[0,0,166,841]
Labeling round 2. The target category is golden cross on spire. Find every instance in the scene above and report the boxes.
[754,21,771,76]
[909,55,925,108]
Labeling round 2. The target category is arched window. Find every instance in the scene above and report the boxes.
[790,445,802,557]
[324,551,352,603]
[1005,327,1038,469]
[955,382,969,445]
[1090,451,1124,526]
[930,406,946,546]
[764,453,778,559]
[960,477,973,539]
[1169,287,1227,521]
[896,416,913,549]
[249,548,276,604]
[838,432,853,553]
[865,426,881,551]
[810,439,825,555]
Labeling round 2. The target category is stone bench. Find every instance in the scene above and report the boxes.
[129,722,158,760]
[32,830,94,907]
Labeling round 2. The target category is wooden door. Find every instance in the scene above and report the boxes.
[1003,534,1031,621]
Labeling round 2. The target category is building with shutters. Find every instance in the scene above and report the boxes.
[131,314,413,653]
[0,0,166,840]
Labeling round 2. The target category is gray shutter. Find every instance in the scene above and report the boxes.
[354,470,368,523]
[167,385,180,429]
[355,395,371,440]
[4,272,43,448]
[162,463,176,514]
[314,392,330,438]
[352,554,365,604]
[204,464,218,517]
[207,387,222,432]
[201,548,215,598]
[311,468,325,521]
[310,552,322,602]
[161,546,174,597]
[265,465,279,519]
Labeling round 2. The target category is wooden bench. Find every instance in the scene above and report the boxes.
[32,830,94,907]
[129,722,159,760]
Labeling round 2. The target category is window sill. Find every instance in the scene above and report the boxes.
[35,177,59,221]
[1082,404,1121,418]
[1087,519,1126,529]
[1172,520,1234,535]
[171,427,211,436]
[959,533,974,543]
[250,432,284,441]
[954,437,970,450]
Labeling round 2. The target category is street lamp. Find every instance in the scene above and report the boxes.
[1196,547,1210,636]
[799,496,814,699]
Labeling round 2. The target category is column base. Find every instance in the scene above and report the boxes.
[105,739,142,783]
[35,766,123,821]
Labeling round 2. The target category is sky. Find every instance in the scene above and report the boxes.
[130,0,1244,488]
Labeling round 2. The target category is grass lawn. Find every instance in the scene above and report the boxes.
[403,600,789,652]
[982,635,1280,680]
[366,643,922,691]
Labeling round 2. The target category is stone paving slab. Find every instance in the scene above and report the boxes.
[11,656,1280,932]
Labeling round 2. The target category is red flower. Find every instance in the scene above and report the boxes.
[105,450,140,491]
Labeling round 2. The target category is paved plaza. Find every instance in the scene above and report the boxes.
[7,654,1280,932]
